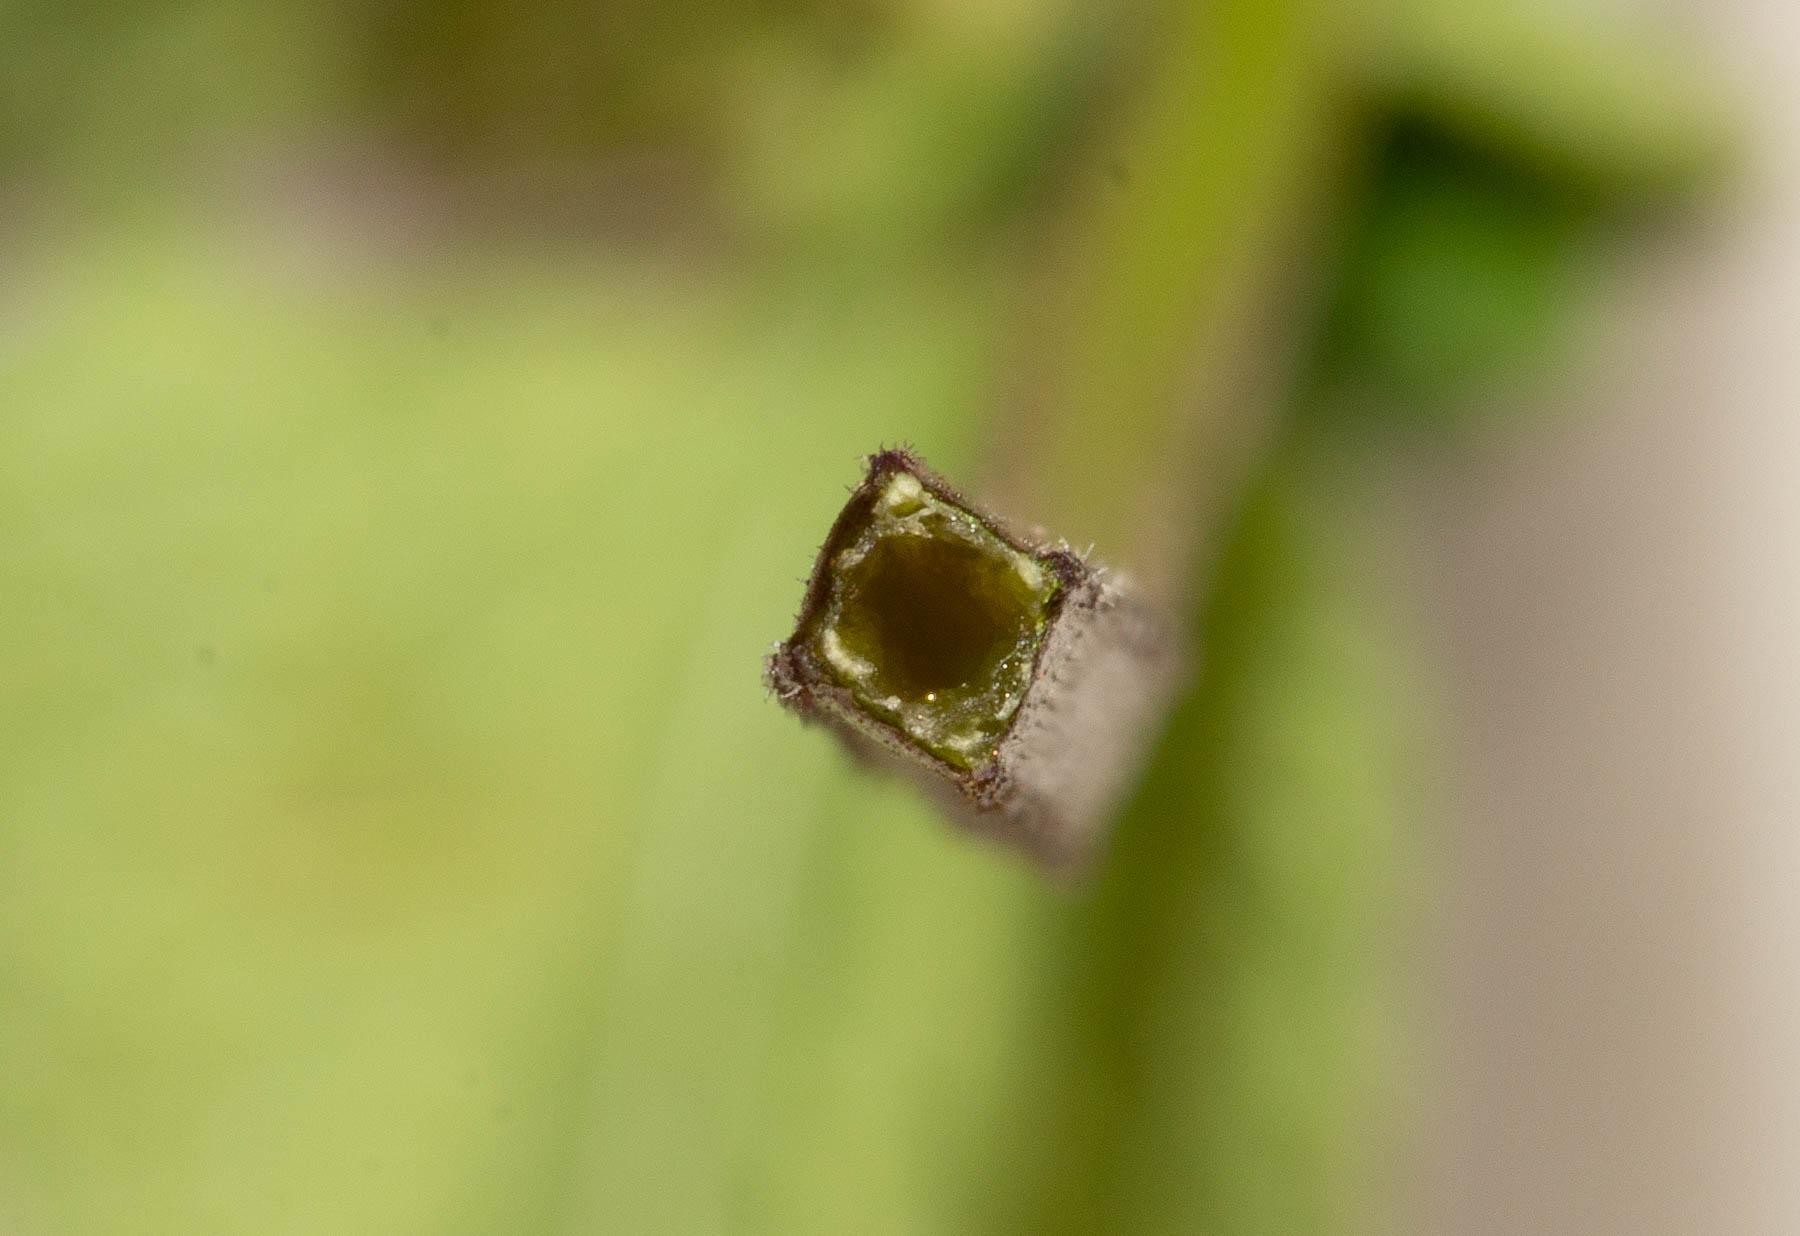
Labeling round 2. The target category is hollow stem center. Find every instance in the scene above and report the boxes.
[809,473,1057,768]
[837,533,1030,696]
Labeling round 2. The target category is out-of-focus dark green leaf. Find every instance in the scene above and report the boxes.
[1312,0,1728,423]
[1312,117,1585,416]
[1350,0,1730,196]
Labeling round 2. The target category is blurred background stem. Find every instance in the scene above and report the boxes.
[983,0,1342,606]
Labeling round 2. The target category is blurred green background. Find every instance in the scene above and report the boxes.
[0,1,1721,1231]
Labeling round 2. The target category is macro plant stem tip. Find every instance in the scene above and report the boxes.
[767,448,1182,872]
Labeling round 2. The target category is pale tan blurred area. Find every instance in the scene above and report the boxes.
[1414,0,1800,1231]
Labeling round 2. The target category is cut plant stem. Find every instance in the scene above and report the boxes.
[767,449,1181,871]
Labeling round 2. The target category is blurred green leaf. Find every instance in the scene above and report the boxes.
[0,225,1000,1232]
